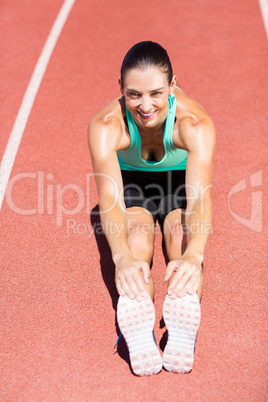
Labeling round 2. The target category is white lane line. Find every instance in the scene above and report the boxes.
[0,0,76,211]
[259,0,268,38]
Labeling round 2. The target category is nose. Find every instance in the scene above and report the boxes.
[140,96,152,113]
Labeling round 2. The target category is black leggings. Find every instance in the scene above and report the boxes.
[121,169,187,227]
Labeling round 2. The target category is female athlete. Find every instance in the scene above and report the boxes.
[88,41,216,376]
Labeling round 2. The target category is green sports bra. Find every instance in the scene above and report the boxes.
[117,93,187,171]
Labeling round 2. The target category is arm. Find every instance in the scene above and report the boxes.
[88,117,150,299]
[165,117,216,297]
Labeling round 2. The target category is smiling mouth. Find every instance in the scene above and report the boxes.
[137,110,157,120]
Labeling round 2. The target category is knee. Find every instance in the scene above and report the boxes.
[127,224,154,258]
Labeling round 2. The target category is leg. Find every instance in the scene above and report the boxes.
[162,208,202,373]
[125,206,156,300]
[117,206,162,376]
[163,208,203,300]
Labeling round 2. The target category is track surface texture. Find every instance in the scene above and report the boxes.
[0,0,267,400]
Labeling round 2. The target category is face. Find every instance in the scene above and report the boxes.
[119,66,176,128]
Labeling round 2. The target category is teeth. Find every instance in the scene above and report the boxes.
[139,111,155,117]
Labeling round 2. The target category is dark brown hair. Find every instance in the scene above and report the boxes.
[120,41,173,86]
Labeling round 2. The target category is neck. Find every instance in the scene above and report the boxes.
[138,120,166,137]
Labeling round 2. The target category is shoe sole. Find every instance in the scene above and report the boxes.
[117,295,162,376]
[163,293,201,373]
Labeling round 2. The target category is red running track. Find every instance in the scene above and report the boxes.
[0,0,267,400]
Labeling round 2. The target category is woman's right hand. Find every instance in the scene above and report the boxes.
[115,253,151,301]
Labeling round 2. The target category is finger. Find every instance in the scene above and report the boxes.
[133,275,146,296]
[139,262,150,284]
[176,267,195,291]
[164,260,181,281]
[115,279,125,297]
[188,286,199,295]
[119,277,134,299]
[178,275,198,297]
[126,276,140,298]
[187,276,200,295]
[167,264,187,293]
[178,266,202,296]
[168,266,194,297]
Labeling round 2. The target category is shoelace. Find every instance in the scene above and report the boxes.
[113,333,122,349]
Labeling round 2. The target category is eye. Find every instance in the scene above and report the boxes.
[151,92,162,96]
[128,92,140,98]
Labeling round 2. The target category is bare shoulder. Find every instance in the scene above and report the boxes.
[88,97,127,158]
[174,88,216,159]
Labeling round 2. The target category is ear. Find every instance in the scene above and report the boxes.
[118,77,124,94]
[169,75,177,95]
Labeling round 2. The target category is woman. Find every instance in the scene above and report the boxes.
[88,41,216,376]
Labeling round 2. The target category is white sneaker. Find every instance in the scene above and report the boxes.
[163,293,201,373]
[117,295,162,376]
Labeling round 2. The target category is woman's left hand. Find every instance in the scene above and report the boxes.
[164,255,203,298]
